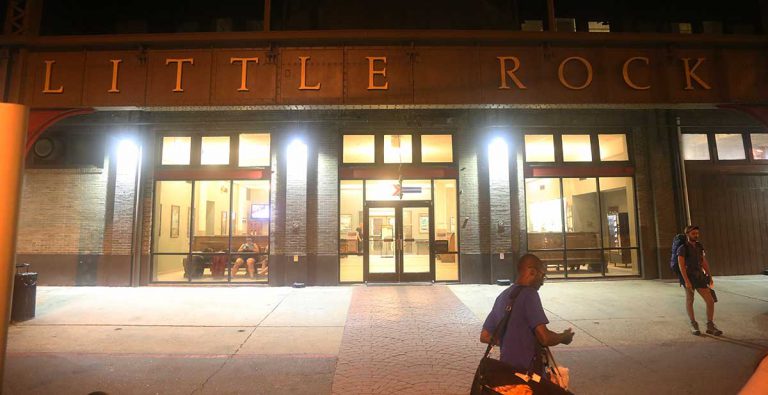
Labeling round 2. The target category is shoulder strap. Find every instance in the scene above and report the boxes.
[482,286,526,359]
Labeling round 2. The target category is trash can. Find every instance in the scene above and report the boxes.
[11,263,37,322]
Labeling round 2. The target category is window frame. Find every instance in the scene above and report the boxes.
[523,175,642,279]
[150,178,271,284]
[680,129,768,165]
[419,133,455,164]
[340,131,456,166]
[156,131,272,170]
[523,130,634,166]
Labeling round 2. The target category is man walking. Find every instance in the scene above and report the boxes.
[677,225,722,336]
[480,254,574,375]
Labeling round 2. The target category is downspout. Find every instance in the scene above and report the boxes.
[675,116,691,226]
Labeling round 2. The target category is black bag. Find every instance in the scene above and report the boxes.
[471,287,574,395]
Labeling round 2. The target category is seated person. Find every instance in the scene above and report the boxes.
[256,254,268,276]
[232,238,258,278]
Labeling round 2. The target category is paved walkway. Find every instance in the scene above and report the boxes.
[3,276,767,394]
[332,286,484,394]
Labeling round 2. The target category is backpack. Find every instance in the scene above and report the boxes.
[669,234,687,274]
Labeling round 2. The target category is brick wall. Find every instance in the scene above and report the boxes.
[315,128,339,256]
[457,118,481,255]
[17,168,108,254]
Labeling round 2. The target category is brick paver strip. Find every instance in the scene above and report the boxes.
[331,285,488,395]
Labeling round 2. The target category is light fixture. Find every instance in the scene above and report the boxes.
[488,137,509,180]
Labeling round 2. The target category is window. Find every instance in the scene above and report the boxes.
[673,22,693,34]
[434,180,458,281]
[562,135,592,162]
[343,135,375,163]
[750,134,768,160]
[339,180,363,282]
[151,179,270,283]
[239,133,271,167]
[201,136,230,165]
[681,134,710,160]
[715,134,746,160]
[702,21,723,34]
[524,135,555,162]
[161,136,191,165]
[521,20,543,31]
[598,134,629,161]
[365,179,431,201]
[525,177,639,278]
[383,134,413,163]
[421,135,453,163]
[588,21,610,32]
[152,181,193,282]
[556,18,576,32]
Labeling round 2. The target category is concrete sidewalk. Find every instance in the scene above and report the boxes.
[3,276,767,394]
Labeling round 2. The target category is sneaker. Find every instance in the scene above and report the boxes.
[706,321,723,336]
[690,321,701,336]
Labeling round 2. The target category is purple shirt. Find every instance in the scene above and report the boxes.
[482,285,549,371]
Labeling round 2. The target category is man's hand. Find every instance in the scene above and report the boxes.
[684,281,693,290]
[560,328,574,345]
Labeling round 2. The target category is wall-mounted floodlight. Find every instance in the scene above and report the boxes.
[287,138,308,180]
[488,137,509,180]
[117,138,140,172]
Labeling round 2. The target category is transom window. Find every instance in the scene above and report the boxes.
[681,132,768,162]
[159,133,271,167]
[342,133,454,164]
[524,133,630,163]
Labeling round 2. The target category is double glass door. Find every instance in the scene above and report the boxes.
[364,202,433,282]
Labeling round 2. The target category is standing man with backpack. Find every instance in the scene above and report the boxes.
[675,225,722,336]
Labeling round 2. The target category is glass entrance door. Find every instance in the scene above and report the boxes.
[364,202,433,282]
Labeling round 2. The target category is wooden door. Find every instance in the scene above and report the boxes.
[687,172,768,275]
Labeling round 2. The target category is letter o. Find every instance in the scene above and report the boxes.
[558,57,593,90]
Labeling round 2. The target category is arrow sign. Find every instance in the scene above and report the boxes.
[392,184,422,197]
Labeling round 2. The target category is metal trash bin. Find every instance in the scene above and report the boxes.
[11,263,37,322]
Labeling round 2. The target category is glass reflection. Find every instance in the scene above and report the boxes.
[368,207,396,273]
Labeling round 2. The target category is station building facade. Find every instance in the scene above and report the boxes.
[4,4,768,287]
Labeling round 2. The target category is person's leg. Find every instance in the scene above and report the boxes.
[246,258,256,278]
[257,256,268,275]
[232,257,244,276]
[684,287,700,335]
[696,288,722,335]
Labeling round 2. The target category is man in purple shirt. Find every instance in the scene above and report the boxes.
[480,254,574,374]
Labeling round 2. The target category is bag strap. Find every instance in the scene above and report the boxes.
[482,285,525,359]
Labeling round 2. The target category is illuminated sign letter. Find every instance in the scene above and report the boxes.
[497,56,527,89]
[366,56,389,90]
[558,57,593,90]
[42,60,64,94]
[681,57,711,90]
[165,58,194,92]
[622,57,650,90]
[230,57,260,92]
[108,59,122,93]
[298,56,321,90]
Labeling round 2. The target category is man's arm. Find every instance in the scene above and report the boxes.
[480,328,496,345]
[678,255,691,288]
[534,324,574,347]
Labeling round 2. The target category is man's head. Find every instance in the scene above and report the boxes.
[515,253,547,289]
[685,225,700,242]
